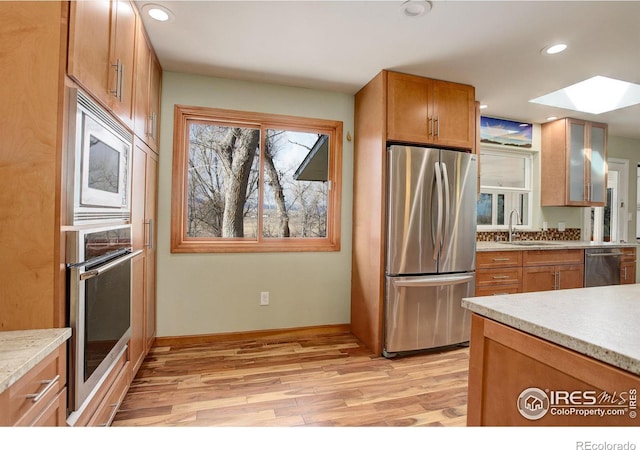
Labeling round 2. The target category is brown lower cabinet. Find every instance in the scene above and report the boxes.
[522,264,584,292]
[467,314,639,426]
[476,248,586,296]
[0,343,67,426]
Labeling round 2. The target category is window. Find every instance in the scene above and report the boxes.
[171,105,343,252]
[477,147,532,229]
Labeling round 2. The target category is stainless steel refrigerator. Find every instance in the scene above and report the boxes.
[383,145,477,357]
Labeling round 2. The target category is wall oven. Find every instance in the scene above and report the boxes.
[67,88,133,224]
[66,224,141,416]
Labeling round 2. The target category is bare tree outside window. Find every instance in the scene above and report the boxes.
[172,106,341,252]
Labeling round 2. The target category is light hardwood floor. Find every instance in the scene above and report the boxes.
[112,332,469,427]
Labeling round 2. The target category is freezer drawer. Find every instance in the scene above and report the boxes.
[384,273,474,356]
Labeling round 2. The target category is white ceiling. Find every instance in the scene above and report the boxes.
[135,0,640,140]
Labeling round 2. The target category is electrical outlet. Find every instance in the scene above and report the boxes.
[260,291,269,306]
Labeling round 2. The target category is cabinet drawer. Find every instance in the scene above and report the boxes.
[5,344,66,426]
[475,285,521,297]
[477,268,522,286]
[523,249,584,266]
[620,247,636,262]
[23,388,67,427]
[87,361,131,427]
[476,251,522,269]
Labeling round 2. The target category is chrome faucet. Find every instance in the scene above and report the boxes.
[508,209,521,242]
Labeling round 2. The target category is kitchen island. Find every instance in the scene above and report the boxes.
[462,284,639,426]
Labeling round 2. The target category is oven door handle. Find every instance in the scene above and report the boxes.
[80,249,143,281]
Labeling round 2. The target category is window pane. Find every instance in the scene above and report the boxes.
[477,193,493,225]
[186,122,260,238]
[263,129,328,238]
[480,153,526,188]
[497,194,505,225]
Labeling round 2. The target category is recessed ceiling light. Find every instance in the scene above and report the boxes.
[479,104,488,110]
[542,43,568,55]
[546,116,558,121]
[530,76,640,115]
[142,3,174,22]
[400,0,432,18]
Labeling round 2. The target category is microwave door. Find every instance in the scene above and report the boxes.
[80,114,128,208]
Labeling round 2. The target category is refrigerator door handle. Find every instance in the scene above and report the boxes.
[440,162,451,254]
[391,274,474,288]
[433,162,443,261]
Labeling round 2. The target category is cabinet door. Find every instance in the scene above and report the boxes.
[108,0,136,128]
[133,25,151,143]
[589,123,607,204]
[145,153,158,350]
[556,264,584,289]
[620,261,636,284]
[67,0,112,104]
[431,79,475,149]
[386,72,430,144]
[522,266,556,292]
[567,119,587,204]
[147,53,162,152]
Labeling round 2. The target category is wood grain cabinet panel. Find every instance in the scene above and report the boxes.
[522,249,584,266]
[386,71,475,149]
[133,21,162,152]
[475,251,522,296]
[68,0,137,128]
[476,251,522,269]
[522,264,583,292]
[467,314,639,426]
[620,247,636,284]
[0,343,67,426]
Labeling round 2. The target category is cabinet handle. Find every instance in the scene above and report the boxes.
[492,275,510,279]
[25,374,60,403]
[99,403,120,427]
[623,267,627,280]
[492,258,510,261]
[552,272,557,290]
[110,59,123,101]
[427,116,433,136]
[435,115,440,137]
[148,112,157,140]
[145,219,154,250]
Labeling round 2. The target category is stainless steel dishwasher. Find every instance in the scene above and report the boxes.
[584,248,623,287]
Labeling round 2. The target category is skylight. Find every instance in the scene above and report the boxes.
[529,76,640,115]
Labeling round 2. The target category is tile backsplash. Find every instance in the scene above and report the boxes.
[477,228,581,242]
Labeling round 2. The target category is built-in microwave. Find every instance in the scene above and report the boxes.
[67,88,132,224]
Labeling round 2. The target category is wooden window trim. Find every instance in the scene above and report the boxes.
[170,105,343,253]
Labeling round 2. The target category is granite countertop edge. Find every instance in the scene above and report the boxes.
[462,297,639,376]
[0,328,72,394]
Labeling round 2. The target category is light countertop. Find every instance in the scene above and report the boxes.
[476,240,639,252]
[462,284,640,375]
[0,328,71,394]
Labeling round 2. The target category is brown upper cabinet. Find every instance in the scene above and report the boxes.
[387,71,476,150]
[541,118,607,206]
[133,24,162,152]
[67,0,137,129]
